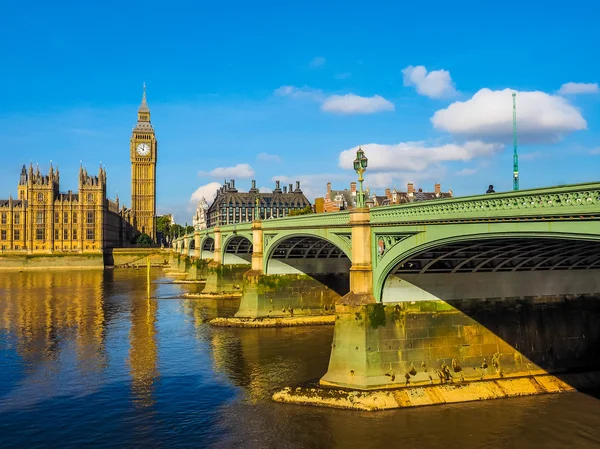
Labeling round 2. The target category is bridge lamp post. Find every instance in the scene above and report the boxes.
[353,147,368,208]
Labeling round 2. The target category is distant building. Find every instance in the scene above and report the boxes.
[192,198,209,230]
[206,179,311,227]
[316,181,453,212]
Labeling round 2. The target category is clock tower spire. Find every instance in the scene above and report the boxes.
[130,83,157,241]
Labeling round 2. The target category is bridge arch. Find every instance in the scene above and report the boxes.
[200,236,215,260]
[376,231,600,303]
[265,233,351,296]
[223,234,253,265]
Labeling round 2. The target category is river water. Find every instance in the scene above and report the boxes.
[1,269,600,448]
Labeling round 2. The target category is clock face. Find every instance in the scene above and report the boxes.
[136,143,150,156]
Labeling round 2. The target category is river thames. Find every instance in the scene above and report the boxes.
[1,269,600,448]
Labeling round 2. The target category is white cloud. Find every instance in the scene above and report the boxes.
[402,65,457,99]
[339,140,502,173]
[456,168,477,176]
[321,94,395,114]
[431,88,587,143]
[257,152,282,162]
[309,56,326,68]
[589,147,600,155]
[274,85,323,101]
[190,182,222,204]
[558,82,599,95]
[200,163,255,179]
[259,186,271,193]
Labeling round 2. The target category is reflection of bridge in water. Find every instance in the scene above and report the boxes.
[174,182,600,394]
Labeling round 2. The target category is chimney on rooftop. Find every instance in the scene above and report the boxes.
[231,179,235,188]
[434,183,441,196]
[385,188,391,200]
[289,183,293,192]
[407,183,415,195]
[327,182,332,197]
[350,182,357,194]
[283,186,287,194]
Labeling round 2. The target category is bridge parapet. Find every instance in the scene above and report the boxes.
[370,182,600,224]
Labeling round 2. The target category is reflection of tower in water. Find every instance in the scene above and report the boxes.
[128,285,159,407]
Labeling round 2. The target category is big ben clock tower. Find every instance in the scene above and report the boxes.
[130,84,157,240]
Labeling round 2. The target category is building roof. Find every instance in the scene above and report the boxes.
[207,180,310,213]
[0,199,25,207]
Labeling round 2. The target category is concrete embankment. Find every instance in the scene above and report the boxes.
[272,371,600,411]
[0,248,170,270]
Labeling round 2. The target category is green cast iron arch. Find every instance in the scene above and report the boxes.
[374,227,600,302]
[199,234,215,259]
[222,232,253,252]
[263,230,352,273]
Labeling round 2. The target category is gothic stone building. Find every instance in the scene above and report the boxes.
[0,164,134,252]
[0,86,158,252]
[206,179,310,227]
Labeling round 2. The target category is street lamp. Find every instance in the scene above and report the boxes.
[353,147,368,208]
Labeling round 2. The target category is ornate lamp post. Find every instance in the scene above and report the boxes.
[353,147,368,208]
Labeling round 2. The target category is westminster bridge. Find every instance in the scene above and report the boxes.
[173,182,600,392]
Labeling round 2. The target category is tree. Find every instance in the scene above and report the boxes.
[288,205,314,216]
[136,233,153,246]
[186,225,194,234]
[169,224,184,239]
[157,215,171,236]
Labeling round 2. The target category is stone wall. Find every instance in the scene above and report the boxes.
[235,274,346,318]
[322,294,600,390]
[0,252,104,269]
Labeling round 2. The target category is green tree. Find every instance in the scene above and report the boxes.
[157,215,171,235]
[169,224,184,239]
[136,233,153,246]
[186,225,194,234]
[288,205,314,216]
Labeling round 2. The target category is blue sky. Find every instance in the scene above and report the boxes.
[1,0,599,222]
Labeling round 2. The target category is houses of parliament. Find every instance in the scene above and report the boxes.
[0,87,158,253]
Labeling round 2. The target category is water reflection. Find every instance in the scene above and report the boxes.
[0,270,599,448]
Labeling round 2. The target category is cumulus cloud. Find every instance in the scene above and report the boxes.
[274,85,323,101]
[431,88,587,143]
[339,140,502,173]
[200,163,255,179]
[257,152,282,162]
[276,86,394,115]
[558,82,599,95]
[309,56,326,68]
[321,94,395,114]
[402,65,457,99]
[190,182,222,204]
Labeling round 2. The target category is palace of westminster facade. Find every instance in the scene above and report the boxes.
[0,88,158,253]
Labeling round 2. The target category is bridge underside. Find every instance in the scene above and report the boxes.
[267,236,351,296]
[224,236,252,264]
[393,237,600,274]
[383,237,600,303]
[201,237,215,260]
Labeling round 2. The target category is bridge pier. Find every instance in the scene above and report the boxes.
[194,231,201,259]
[201,264,248,297]
[208,227,222,267]
[233,273,340,320]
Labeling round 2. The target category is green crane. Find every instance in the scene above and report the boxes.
[512,92,519,190]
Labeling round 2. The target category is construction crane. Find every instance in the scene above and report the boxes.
[512,92,519,190]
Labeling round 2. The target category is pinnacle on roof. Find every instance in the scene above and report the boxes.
[138,82,150,113]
